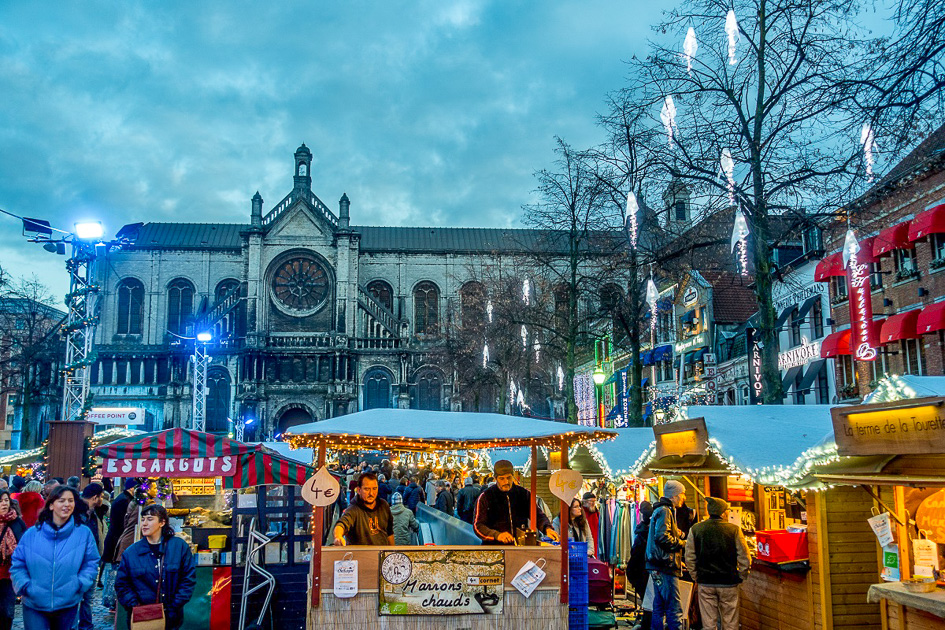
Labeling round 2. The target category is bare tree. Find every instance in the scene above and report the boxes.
[617,0,879,403]
[0,272,64,447]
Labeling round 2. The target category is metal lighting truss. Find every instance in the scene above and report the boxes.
[192,341,209,431]
[61,244,97,422]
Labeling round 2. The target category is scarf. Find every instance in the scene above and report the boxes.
[0,510,18,563]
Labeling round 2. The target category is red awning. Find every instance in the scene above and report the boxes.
[917,302,945,335]
[873,221,912,257]
[820,329,851,358]
[880,309,921,343]
[871,319,886,344]
[814,252,843,282]
[855,236,879,265]
[909,203,945,241]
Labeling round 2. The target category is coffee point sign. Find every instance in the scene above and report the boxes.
[831,398,945,456]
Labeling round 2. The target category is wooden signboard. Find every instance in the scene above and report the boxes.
[831,397,945,456]
[916,489,945,544]
[653,417,708,459]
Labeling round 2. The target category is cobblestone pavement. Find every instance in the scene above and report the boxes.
[12,588,116,630]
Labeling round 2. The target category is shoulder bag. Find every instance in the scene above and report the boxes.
[130,549,165,630]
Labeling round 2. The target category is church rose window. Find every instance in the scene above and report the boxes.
[271,255,331,315]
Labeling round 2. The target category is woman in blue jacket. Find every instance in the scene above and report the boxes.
[10,485,100,630]
[115,504,196,630]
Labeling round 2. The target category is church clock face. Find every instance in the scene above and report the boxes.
[271,256,331,316]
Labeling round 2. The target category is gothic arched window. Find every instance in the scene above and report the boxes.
[367,280,394,312]
[166,278,195,336]
[214,279,241,339]
[460,281,486,328]
[413,282,439,335]
[116,278,145,335]
[363,367,393,410]
[411,368,443,411]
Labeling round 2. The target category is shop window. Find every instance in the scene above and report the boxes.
[902,338,925,375]
[658,311,673,344]
[871,349,890,383]
[792,370,805,404]
[831,275,847,302]
[413,282,440,335]
[932,233,945,263]
[116,278,145,335]
[870,262,884,290]
[810,300,824,339]
[895,248,918,279]
[790,313,802,347]
[839,355,857,387]
[816,371,830,404]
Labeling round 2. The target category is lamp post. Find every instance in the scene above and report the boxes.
[192,331,212,431]
[592,366,606,428]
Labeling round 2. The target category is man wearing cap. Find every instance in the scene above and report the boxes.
[685,497,750,630]
[474,460,558,545]
[646,480,687,630]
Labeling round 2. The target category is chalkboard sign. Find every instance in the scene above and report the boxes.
[916,489,945,545]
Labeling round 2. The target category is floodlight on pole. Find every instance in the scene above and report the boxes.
[191,333,211,432]
[196,331,212,342]
[74,221,104,240]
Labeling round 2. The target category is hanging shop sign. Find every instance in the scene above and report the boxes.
[378,549,504,616]
[302,466,342,507]
[102,456,237,477]
[746,328,764,405]
[683,285,699,307]
[831,397,945,456]
[777,338,822,370]
[653,417,708,459]
[846,251,878,361]
[916,490,945,545]
[88,407,146,425]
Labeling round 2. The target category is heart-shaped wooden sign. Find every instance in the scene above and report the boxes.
[549,469,584,504]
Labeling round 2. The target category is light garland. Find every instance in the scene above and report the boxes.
[725,9,739,65]
[683,27,697,74]
[626,191,639,249]
[660,96,678,147]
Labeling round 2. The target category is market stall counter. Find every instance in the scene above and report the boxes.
[285,409,616,630]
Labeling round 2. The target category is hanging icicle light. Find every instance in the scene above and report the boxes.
[626,191,639,249]
[522,278,530,305]
[730,209,750,276]
[482,343,490,369]
[557,364,565,391]
[534,338,541,363]
[721,148,736,204]
[486,300,494,323]
[520,325,528,349]
[660,96,678,147]
[646,276,659,333]
[725,10,739,65]
[510,380,518,405]
[861,123,876,182]
[516,389,526,408]
[683,27,698,74]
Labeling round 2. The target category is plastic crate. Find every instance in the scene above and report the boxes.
[755,530,809,563]
[568,541,589,563]
[569,566,589,605]
[569,606,588,630]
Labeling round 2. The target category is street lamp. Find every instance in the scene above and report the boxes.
[592,366,607,428]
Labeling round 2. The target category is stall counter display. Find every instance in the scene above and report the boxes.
[175,477,217,496]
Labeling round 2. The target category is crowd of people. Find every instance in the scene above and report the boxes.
[0,474,196,630]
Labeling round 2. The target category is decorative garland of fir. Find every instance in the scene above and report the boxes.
[156,478,171,501]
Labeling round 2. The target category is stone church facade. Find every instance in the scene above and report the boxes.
[89,144,573,438]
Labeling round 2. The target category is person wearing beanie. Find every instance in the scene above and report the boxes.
[581,491,600,557]
[685,496,750,630]
[389,491,419,545]
[456,475,481,525]
[474,460,558,545]
[646,480,687,630]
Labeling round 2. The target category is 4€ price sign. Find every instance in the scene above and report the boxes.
[549,469,584,504]
[301,466,340,507]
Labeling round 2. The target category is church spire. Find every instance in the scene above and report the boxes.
[339,193,350,229]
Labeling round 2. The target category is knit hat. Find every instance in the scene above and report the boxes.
[706,496,730,517]
[582,492,596,501]
[663,480,686,499]
[639,501,653,519]
[124,479,139,491]
[81,483,104,499]
[391,492,404,505]
[493,460,514,477]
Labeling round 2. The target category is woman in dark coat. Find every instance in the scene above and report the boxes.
[115,504,196,630]
[0,490,26,630]
[627,501,653,630]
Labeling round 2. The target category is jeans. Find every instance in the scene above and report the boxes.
[0,579,14,630]
[22,605,79,630]
[75,585,94,630]
[698,585,740,630]
[102,563,117,609]
[650,570,683,630]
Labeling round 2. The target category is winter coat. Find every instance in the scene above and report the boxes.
[0,516,27,581]
[83,510,106,558]
[424,480,438,506]
[552,516,595,556]
[402,483,424,513]
[10,519,100,612]
[116,502,142,563]
[102,490,132,563]
[390,504,419,545]
[378,483,393,506]
[115,534,196,629]
[646,498,685,576]
[474,483,552,544]
[627,517,651,596]
[12,492,43,529]
[684,515,751,586]
[435,489,455,516]
[456,485,481,523]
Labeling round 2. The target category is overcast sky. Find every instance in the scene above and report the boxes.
[0,1,899,299]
